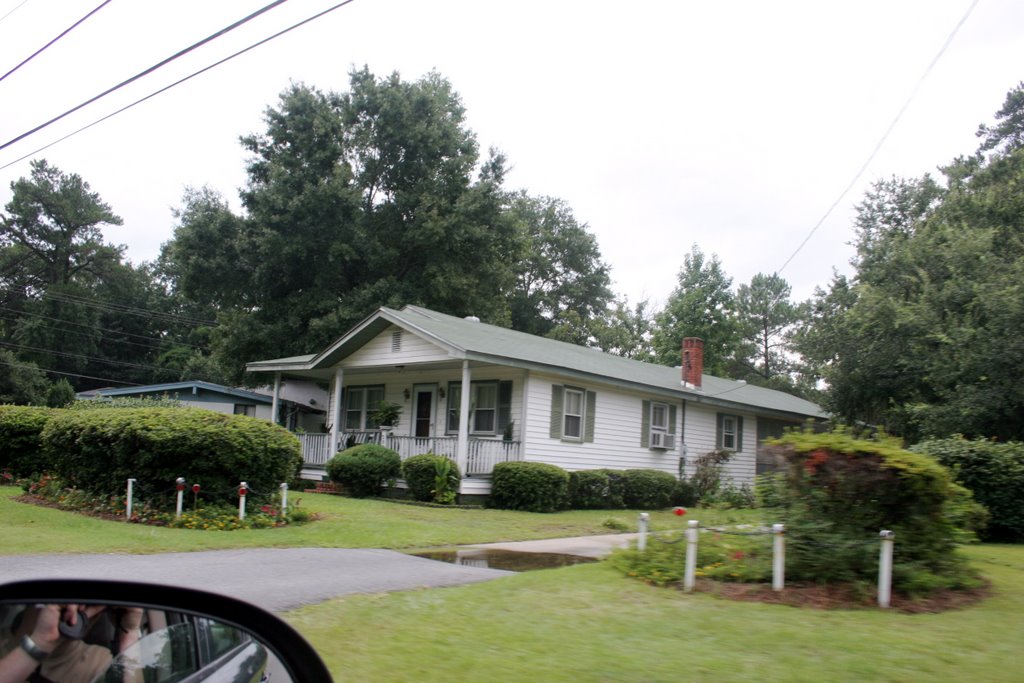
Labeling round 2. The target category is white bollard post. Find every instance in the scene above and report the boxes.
[878,530,895,608]
[683,520,699,592]
[280,483,289,519]
[126,478,136,521]
[637,512,650,551]
[175,477,186,518]
[238,482,248,521]
[772,523,786,592]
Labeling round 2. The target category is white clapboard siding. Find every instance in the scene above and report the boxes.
[344,326,452,367]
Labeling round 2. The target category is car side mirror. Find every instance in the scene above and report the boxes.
[0,579,332,683]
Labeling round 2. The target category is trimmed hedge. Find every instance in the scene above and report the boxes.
[622,469,677,509]
[401,453,460,502]
[768,428,986,592]
[326,444,402,498]
[913,437,1024,542]
[0,405,61,477]
[489,461,569,513]
[41,407,302,508]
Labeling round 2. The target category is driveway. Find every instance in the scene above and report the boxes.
[0,548,512,612]
[0,534,635,612]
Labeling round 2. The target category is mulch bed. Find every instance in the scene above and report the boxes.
[690,577,992,613]
[15,493,131,523]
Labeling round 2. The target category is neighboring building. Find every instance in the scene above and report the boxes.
[78,380,326,432]
[247,305,825,494]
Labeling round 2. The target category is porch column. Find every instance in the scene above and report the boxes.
[456,360,471,476]
[270,373,281,425]
[330,367,344,453]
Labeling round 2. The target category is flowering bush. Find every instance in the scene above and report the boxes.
[19,473,316,530]
[610,529,771,586]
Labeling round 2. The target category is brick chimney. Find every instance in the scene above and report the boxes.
[681,338,704,388]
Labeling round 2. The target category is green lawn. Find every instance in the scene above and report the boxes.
[286,544,1024,683]
[0,485,755,554]
[5,485,1020,681]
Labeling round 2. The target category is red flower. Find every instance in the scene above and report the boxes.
[732,550,746,560]
[803,449,830,474]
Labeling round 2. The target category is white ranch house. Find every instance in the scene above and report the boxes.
[247,305,825,497]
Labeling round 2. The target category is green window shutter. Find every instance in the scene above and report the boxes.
[737,416,744,452]
[584,390,596,442]
[497,381,513,432]
[641,400,651,447]
[716,413,724,450]
[550,385,563,439]
[669,404,677,436]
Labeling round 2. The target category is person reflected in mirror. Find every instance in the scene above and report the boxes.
[0,603,142,683]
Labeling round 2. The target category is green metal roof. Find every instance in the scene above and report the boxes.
[248,305,826,419]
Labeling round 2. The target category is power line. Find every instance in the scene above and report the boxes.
[0,359,144,386]
[0,0,30,26]
[0,312,198,353]
[43,291,219,327]
[0,0,291,152]
[0,304,208,350]
[776,0,980,275]
[0,0,359,169]
[0,339,181,376]
[0,0,114,84]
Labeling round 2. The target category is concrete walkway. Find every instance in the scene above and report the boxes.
[464,533,639,558]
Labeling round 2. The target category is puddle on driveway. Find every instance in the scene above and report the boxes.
[411,548,597,572]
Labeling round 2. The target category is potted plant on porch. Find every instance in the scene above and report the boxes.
[370,400,402,432]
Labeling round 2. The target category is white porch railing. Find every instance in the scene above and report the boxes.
[296,431,521,476]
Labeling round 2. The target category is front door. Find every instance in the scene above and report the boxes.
[413,385,436,438]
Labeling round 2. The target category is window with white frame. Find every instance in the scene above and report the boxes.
[650,402,668,434]
[718,413,742,451]
[446,381,511,435]
[233,404,255,418]
[345,385,385,430]
[563,388,584,440]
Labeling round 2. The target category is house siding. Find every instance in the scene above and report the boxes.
[343,325,452,367]
[523,373,685,477]
[524,373,759,487]
[679,404,757,485]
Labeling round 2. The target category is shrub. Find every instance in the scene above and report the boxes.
[566,469,614,509]
[621,469,677,509]
[611,529,772,586]
[326,444,402,498]
[913,437,1024,542]
[691,450,732,502]
[402,453,460,503]
[767,428,983,592]
[670,477,698,507]
[753,473,786,508]
[489,461,568,513]
[703,483,756,509]
[0,405,62,477]
[41,407,302,509]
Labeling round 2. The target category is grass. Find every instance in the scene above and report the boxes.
[0,485,755,555]
[285,544,1024,683]
[6,484,1020,681]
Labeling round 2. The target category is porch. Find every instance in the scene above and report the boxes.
[297,431,522,477]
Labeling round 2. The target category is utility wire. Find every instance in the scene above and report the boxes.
[0,0,358,169]
[0,0,30,26]
[0,304,208,350]
[0,312,198,353]
[0,339,181,376]
[776,0,980,275]
[0,359,144,386]
[0,0,291,152]
[0,0,114,84]
[43,291,218,327]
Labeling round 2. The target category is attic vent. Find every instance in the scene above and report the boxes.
[391,330,402,352]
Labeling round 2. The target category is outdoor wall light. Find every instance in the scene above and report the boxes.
[438,387,445,398]
[403,388,411,400]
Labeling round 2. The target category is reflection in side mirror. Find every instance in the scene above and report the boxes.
[0,581,332,683]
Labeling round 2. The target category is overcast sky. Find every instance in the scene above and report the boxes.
[1,0,1021,309]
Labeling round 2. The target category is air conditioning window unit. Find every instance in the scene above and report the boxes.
[650,431,674,450]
